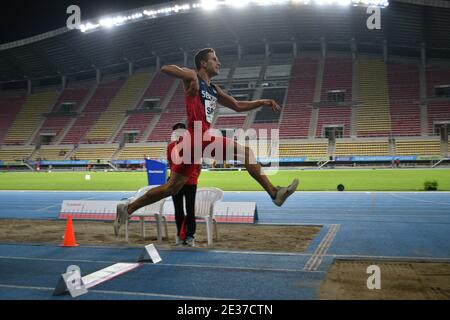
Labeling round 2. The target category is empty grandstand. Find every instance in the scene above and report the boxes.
[1,0,450,170]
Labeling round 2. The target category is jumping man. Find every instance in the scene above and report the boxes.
[114,48,298,236]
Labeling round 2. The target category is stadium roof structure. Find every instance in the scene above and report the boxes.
[0,0,449,85]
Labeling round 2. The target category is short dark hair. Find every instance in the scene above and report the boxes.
[194,48,215,70]
[172,122,186,131]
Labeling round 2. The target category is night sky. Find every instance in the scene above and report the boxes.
[0,0,168,44]
[2,0,450,45]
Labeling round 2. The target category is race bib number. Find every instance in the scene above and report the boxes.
[205,100,216,124]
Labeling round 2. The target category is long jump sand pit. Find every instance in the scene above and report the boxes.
[320,259,450,300]
[0,219,321,252]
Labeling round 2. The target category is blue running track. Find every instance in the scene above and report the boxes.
[0,191,449,299]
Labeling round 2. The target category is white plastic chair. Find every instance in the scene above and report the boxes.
[195,187,223,247]
[125,185,168,242]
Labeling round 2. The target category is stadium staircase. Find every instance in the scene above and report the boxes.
[109,71,155,144]
[141,77,180,142]
[387,61,421,136]
[3,91,59,146]
[31,145,75,161]
[279,56,318,138]
[55,83,98,145]
[350,58,358,137]
[146,80,185,142]
[356,59,391,137]
[84,73,149,143]
[113,71,172,143]
[419,62,428,135]
[308,53,324,138]
[243,88,263,131]
[315,54,353,138]
[64,145,78,160]
[60,79,124,144]
[0,95,26,145]
[34,86,91,145]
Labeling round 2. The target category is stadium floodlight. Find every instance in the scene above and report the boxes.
[351,0,388,6]
[225,0,250,7]
[80,22,100,33]
[254,0,289,5]
[114,16,128,24]
[99,18,113,28]
[173,4,191,12]
[79,0,389,34]
[201,0,220,10]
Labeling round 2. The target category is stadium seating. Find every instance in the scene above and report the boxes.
[136,71,174,107]
[269,54,294,66]
[72,144,119,161]
[387,61,421,136]
[0,146,34,162]
[115,144,166,160]
[253,88,285,124]
[316,55,353,137]
[214,68,230,81]
[426,64,450,97]
[60,79,125,144]
[147,83,186,142]
[214,116,247,130]
[265,65,291,79]
[50,86,91,113]
[428,101,450,135]
[35,117,73,145]
[0,95,26,144]
[34,86,91,144]
[426,64,450,135]
[3,91,58,145]
[279,56,318,138]
[335,140,390,156]
[2,52,450,165]
[278,141,328,158]
[249,122,280,136]
[84,73,149,143]
[233,67,261,79]
[356,59,392,136]
[395,139,441,156]
[239,54,266,67]
[32,146,73,160]
[113,72,174,143]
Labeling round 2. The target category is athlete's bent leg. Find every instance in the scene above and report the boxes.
[127,172,189,215]
[114,172,189,236]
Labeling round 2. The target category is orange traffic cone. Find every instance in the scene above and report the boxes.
[61,214,79,247]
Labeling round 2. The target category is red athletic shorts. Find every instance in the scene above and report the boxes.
[170,129,234,178]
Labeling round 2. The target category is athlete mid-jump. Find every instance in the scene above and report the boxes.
[114,48,298,236]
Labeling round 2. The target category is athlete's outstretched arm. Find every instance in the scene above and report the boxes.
[161,65,195,81]
[161,65,198,96]
[215,85,280,112]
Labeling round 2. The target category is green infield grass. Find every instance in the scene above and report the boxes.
[1,169,449,191]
